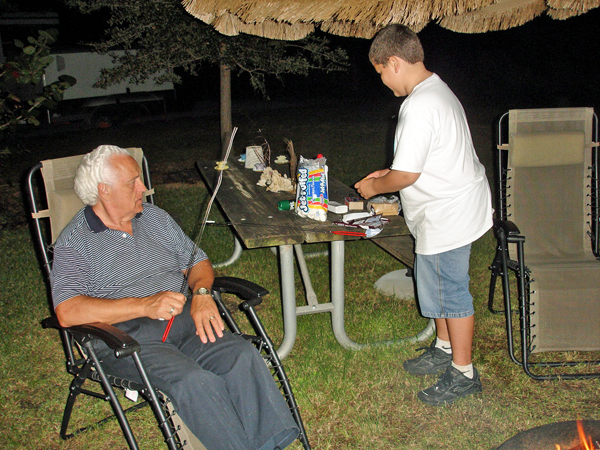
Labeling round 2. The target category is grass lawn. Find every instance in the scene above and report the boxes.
[1,99,598,449]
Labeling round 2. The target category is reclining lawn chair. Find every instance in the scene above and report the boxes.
[488,107,600,380]
[26,148,310,449]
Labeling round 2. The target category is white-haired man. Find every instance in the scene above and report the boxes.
[50,145,299,450]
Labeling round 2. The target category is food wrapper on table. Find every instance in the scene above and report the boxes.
[295,155,328,222]
[257,167,295,193]
[367,195,400,216]
[332,211,390,238]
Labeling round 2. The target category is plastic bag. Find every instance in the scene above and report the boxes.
[367,195,401,216]
[295,154,328,222]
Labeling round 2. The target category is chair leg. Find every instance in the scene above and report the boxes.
[132,352,181,450]
[83,342,141,450]
[242,305,311,450]
[270,349,311,450]
[488,248,504,314]
[59,371,88,440]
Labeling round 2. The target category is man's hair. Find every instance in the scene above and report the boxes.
[74,145,130,205]
[369,24,424,66]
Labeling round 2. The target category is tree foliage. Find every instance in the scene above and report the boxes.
[64,0,348,97]
[0,29,76,139]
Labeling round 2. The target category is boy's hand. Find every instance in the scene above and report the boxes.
[355,169,391,199]
[364,169,391,180]
[355,177,378,199]
[354,169,421,199]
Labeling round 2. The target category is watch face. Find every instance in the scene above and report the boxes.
[197,287,209,295]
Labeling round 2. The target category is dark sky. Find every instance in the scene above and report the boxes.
[5,1,600,111]
[419,8,600,111]
[325,7,600,111]
[262,7,600,111]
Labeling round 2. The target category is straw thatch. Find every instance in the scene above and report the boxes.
[182,0,599,39]
[439,0,548,33]
[440,0,600,33]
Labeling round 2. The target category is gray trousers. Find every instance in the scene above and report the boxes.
[94,302,299,450]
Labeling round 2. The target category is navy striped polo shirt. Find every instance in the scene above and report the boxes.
[50,203,208,309]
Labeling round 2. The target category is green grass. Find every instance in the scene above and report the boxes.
[1,101,598,449]
[2,184,598,450]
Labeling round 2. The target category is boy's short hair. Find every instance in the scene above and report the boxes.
[369,24,424,66]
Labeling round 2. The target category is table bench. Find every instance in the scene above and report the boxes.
[372,235,415,268]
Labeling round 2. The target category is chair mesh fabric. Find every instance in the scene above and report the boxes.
[506,107,600,353]
[529,263,600,352]
[164,399,207,450]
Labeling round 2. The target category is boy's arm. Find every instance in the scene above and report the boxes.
[354,169,420,199]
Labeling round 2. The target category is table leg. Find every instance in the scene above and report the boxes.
[276,244,297,360]
[276,240,436,359]
[293,244,318,306]
[330,240,436,350]
[212,235,243,269]
[330,240,364,350]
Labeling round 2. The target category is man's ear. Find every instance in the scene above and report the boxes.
[97,183,110,201]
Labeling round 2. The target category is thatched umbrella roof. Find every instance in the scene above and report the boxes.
[182,0,600,40]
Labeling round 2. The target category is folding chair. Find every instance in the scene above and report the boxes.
[26,149,310,449]
[488,107,600,380]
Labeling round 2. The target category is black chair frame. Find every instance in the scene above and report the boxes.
[40,277,310,449]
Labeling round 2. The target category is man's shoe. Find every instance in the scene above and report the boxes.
[417,365,482,406]
[402,340,452,375]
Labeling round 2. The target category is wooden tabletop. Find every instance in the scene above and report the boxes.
[197,159,410,249]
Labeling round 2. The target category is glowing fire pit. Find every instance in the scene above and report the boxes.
[498,420,600,450]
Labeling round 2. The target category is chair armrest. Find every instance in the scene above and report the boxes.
[494,219,521,236]
[494,219,526,249]
[212,276,269,308]
[42,316,140,358]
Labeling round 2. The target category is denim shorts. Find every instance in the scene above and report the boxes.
[414,244,474,319]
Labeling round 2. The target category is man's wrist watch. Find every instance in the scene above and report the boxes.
[193,287,212,297]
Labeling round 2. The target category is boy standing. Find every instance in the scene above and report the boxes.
[355,24,493,406]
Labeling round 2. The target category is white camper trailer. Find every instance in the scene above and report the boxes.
[44,49,174,127]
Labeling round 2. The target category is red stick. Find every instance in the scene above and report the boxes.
[331,230,366,237]
[162,316,175,342]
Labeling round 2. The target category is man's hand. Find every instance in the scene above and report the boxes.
[190,294,224,343]
[144,291,187,321]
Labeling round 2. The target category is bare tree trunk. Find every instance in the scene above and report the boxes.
[219,62,232,159]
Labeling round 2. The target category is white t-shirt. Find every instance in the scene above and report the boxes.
[390,73,493,255]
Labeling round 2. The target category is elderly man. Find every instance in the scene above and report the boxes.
[50,145,299,450]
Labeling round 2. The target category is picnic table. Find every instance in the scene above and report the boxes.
[197,159,432,358]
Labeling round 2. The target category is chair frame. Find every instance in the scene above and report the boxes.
[26,157,310,449]
[488,109,600,380]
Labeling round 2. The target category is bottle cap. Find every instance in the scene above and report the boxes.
[277,200,295,211]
